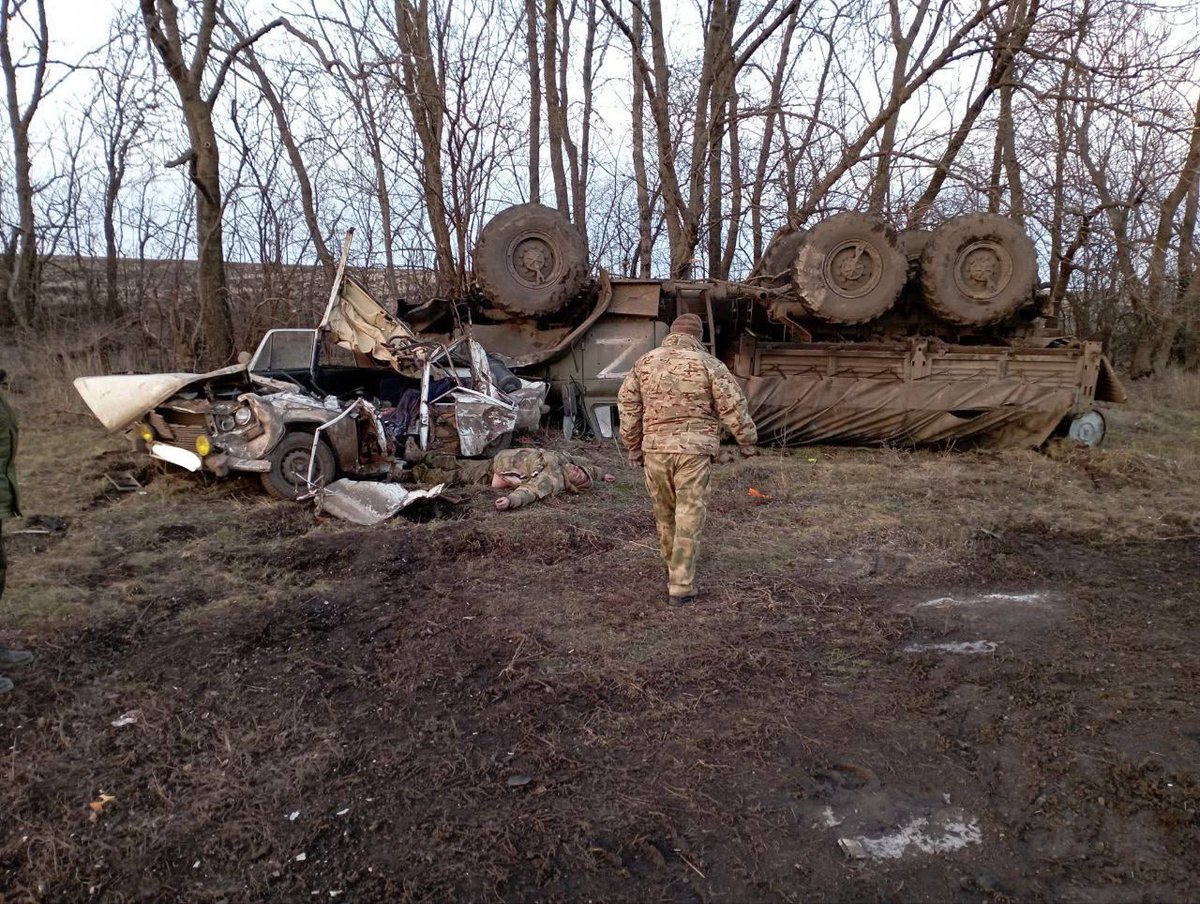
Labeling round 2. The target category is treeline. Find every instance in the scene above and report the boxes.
[0,0,1198,376]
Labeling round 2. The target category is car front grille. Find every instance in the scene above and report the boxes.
[165,424,205,451]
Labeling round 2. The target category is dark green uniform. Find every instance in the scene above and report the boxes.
[0,387,19,603]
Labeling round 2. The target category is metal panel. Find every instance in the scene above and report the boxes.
[607,280,661,317]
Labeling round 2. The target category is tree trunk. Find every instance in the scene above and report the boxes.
[869,0,932,214]
[394,0,458,293]
[242,43,334,276]
[749,6,797,262]
[543,0,570,215]
[189,104,236,364]
[525,0,541,204]
[630,3,652,277]
[1,0,48,329]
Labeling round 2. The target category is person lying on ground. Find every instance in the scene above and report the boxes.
[412,447,615,511]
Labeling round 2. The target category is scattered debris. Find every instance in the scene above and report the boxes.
[902,641,1000,654]
[748,487,771,503]
[87,792,116,822]
[506,775,533,788]
[110,710,141,728]
[104,472,147,494]
[336,808,350,817]
[288,811,300,822]
[294,852,307,862]
[316,480,445,526]
[11,514,68,535]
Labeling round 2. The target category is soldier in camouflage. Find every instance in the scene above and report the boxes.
[412,447,614,511]
[618,314,758,605]
[0,372,34,694]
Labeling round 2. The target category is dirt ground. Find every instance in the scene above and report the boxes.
[1,377,1198,903]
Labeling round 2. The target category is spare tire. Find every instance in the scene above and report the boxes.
[919,213,1036,326]
[474,203,588,317]
[793,212,906,324]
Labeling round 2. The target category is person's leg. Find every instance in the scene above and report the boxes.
[642,452,678,572]
[0,521,32,688]
[0,521,8,692]
[666,453,712,600]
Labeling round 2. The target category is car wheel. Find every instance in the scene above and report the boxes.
[260,431,336,501]
[793,212,906,324]
[918,213,1037,326]
[474,203,589,317]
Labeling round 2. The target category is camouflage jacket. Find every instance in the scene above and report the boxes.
[0,388,18,519]
[492,448,600,510]
[617,333,758,456]
[413,448,599,510]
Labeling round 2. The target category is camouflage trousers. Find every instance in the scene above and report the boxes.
[0,521,6,603]
[642,452,712,599]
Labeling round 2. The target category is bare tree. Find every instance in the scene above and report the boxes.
[229,17,335,277]
[139,0,284,366]
[0,0,48,328]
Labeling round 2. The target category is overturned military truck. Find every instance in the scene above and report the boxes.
[403,204,1125,449]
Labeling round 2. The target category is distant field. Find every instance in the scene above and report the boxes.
[0,374,1198,901]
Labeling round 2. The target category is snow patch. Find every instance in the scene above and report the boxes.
[917,591,1049,609]
[814,805,843,828]
[903,640,1000,654]
[839,812,981,859]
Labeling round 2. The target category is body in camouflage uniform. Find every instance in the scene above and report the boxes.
[618,317,758,601]
[413,448,603,510]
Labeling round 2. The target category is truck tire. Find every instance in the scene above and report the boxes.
[261,431,335,501]
[919,213,1036,326]
[753,226,807,284]
[793,212,906,324]
[899,228,931,280]
[475,203,589,317]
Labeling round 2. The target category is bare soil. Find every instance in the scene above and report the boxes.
[1,384,1198,903]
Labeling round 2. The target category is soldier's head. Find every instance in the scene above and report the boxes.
[566,459,615,489]
[669,313,704,340]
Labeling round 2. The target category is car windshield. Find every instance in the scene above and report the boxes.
[250,330,316,373]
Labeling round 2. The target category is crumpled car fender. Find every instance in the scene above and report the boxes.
[247,393,360,469]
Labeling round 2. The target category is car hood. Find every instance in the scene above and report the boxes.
[74,364,247,432]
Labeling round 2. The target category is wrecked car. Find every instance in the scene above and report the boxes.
[75,252,547,500]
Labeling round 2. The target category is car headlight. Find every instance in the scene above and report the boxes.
[195,435,212,457]
[234,406,254,426]
[217,415,237,433]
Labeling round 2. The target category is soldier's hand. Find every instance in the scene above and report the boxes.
[495,496,512,511]
[628,450,644,467]
[738,444,759,458]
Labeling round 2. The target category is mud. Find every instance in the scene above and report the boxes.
[0,508,1196,903]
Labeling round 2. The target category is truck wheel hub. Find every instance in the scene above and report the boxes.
[824,241,882,298]
[511,237,555,286]
[955,242,1012,300]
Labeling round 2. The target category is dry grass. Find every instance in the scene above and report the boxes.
[2,379,1199,902]
[4,370,1198,635]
